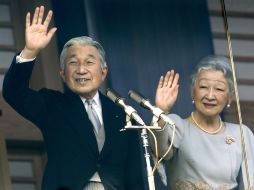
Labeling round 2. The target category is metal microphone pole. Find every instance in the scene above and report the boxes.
[125,115,157,190]
[106,89,158,190]
[141,128,156,190]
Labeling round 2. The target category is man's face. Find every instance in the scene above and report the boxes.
[60,44,108,99]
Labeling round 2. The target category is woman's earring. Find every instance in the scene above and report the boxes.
[227,103,231,108]
[192,99,195,104]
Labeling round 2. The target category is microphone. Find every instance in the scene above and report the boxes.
[128,90,175,125]
[106,88,145,126]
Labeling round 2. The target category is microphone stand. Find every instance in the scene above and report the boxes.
[124,115,160,190]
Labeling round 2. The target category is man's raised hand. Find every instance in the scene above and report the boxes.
[22,6,57,59]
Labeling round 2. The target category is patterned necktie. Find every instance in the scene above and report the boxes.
[86,99,102,133]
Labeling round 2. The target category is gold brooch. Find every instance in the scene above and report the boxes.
[226,135,235,145]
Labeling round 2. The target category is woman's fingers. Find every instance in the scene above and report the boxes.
[161,70,178,88]
[163,71,171,87]
[157,76,164,89]
[172,73,179,88]
[158,70,179,90]
[168,70,175,87]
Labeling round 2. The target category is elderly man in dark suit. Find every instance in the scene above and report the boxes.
[3,6,144,190]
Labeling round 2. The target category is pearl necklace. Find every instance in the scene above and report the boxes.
[191,112,223,134]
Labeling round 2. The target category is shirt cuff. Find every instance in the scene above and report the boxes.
[16,51,36,63]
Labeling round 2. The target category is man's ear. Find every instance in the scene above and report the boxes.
[60,70,66,82]
[101,66,108,81]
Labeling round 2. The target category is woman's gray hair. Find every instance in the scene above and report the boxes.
[190,55,234,94]
[59,36,107,70]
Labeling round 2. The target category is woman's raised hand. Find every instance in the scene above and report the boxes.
[155,70,179,112]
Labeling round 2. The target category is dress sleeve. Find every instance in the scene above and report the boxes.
[150,114,186,159]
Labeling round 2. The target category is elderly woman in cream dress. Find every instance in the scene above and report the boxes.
[152,55,254,190]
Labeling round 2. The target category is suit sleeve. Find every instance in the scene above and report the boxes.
[2,55,48,127]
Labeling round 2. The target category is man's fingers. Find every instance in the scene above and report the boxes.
[32,7,39,25]
[25,12,31,29]
[43,10,53,28]
[37,6,45,24]
[46,27,57,41]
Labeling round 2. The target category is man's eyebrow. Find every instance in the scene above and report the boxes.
[66,54,97,60]
[86,54,96,59]
[66,54,77,59]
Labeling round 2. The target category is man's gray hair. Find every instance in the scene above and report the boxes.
[59,36,107,70]
[190,55,234,94]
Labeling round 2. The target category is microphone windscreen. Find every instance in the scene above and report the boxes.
[128,90,143,104]
[106,88,120,103]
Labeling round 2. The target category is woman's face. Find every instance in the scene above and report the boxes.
[192,69,231,118]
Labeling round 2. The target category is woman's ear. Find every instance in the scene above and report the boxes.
[190,87,194,101]
[227,92,234,108]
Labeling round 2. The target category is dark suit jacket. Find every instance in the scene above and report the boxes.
[3,56,144,190]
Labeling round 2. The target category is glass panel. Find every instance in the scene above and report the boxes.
[214,39,254,57]
[236,62,254,80]
[0,51,15,68]
[9,160,34,178]
[0,27,14,45]
[0,74,4,91]
[12,183,36,190]
[208,0,254,13]
[239,85,254,101]
[0,5,11,22]
[210,17,254,36]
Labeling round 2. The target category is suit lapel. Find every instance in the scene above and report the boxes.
[63,90,99,156]
[61,91,125,158]
[99,93,124,158]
